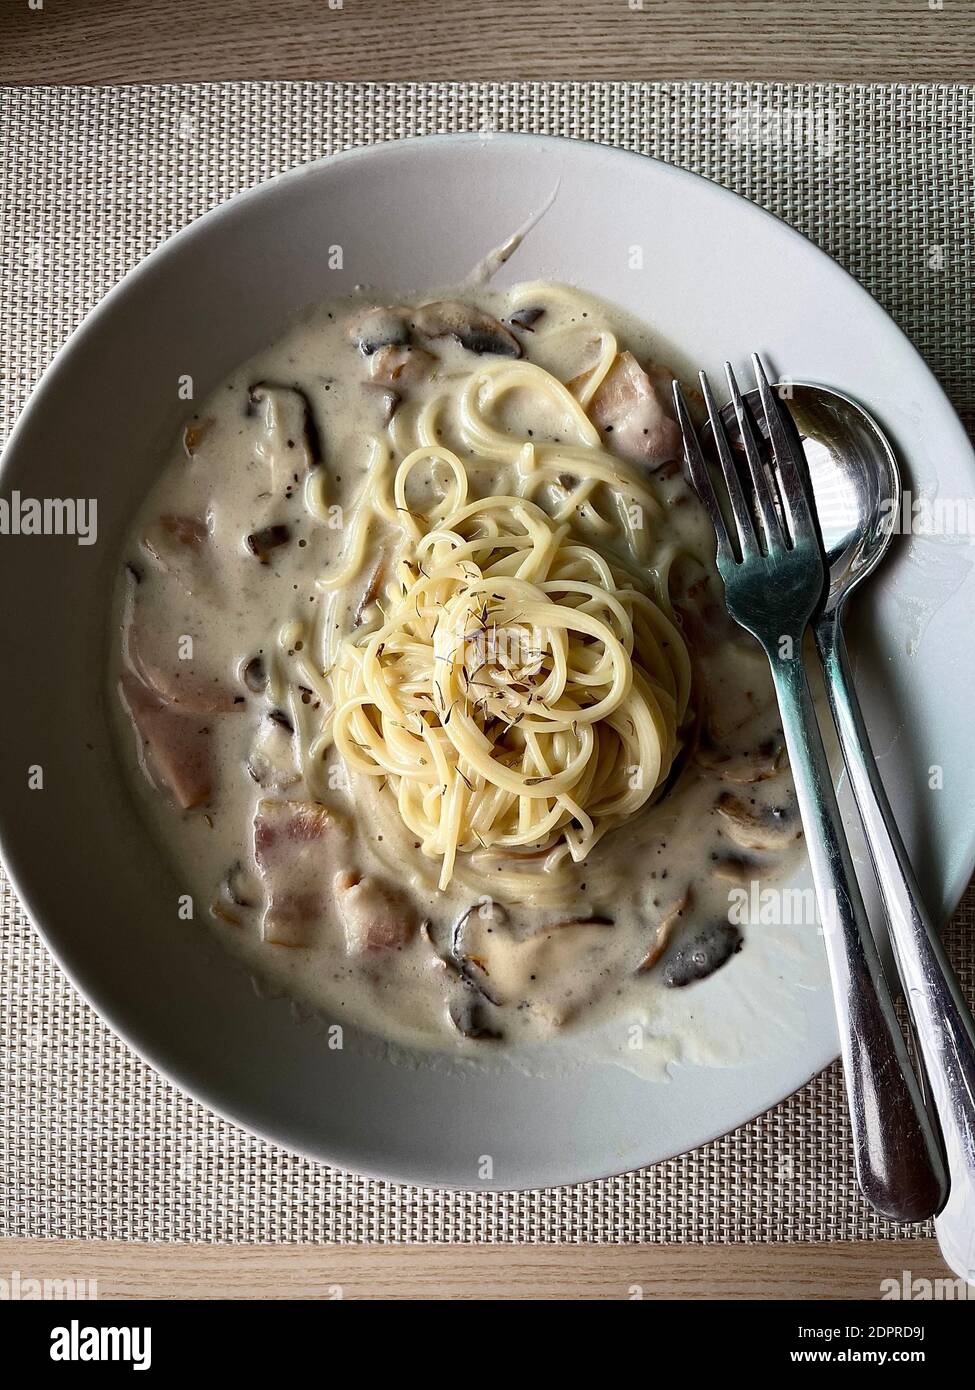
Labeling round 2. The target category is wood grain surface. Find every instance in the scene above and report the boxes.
[0,1237,959,1300]
[1,0,973,85]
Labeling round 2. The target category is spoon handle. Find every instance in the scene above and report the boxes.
[766,652,944,1221]
[816,610,975,1284]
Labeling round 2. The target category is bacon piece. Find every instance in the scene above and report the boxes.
[253,802,415,954]
[118,670,212,810]
[636,890,692,973]
[142,514,211,595]
[253,800,350,948]
[143,514,208,563]
[333,871,417,955]
[126,623,243,715]
[589,351,681,467]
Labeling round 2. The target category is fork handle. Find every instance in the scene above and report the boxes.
[766,648,946,1222]
[816,611,975,1281]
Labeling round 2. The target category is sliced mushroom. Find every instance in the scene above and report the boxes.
[695,733,785,784]
[507,306,545,331]
[420,920,455,973]
[241,655,268,694]
[672,571,728,650]
[545,916,614,931]
[247,712,300,789]
[711,855,757,886]
[209,900,242,928]
[249,382,322,492]
[451,900,510,1004]
[715,792,801,852]
[453,903,615,1026]
[353,558,387,627]
[636,890,692,973]
[222,859,256,908]
[468,838,563,877]
[413,300,521,357]
[348,305,411,356]
[245,523,290,565]
[369,343,437,388]
[333,871,417,955]
[589,351,681,467]
[448,992,503,1041]
[662,922,742,988]
[419,922,503,1040]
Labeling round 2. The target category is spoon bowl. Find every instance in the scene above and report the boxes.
[703,381,902,615]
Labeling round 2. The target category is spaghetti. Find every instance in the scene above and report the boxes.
[320,343,693,889]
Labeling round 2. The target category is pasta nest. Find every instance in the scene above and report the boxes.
[331,491,691,889]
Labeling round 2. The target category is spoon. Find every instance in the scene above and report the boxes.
[718,382,975,1281]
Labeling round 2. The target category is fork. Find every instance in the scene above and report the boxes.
[673,358,945,1222]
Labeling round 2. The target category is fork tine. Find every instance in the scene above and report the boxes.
[699,371,758,560]
[725,362,785,554]
[671,380,734,561]
[751,354,817,548]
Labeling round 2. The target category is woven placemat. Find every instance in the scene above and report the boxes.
[1,82,973,1244]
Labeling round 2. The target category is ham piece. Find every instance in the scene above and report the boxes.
[118,669,212,810]
[253,800,416,954]
[589,351,681,467]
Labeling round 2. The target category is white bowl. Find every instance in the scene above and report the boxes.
[2,134,973,1189]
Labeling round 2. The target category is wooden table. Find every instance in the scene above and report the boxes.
[1,0,973,84]
[0,1237,955,1299]
[1,0,972,1301]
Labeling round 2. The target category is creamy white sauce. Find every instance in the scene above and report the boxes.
[109,283,816,1075]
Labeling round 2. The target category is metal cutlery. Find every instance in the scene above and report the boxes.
[780,384,975,1282]
[673,359,945,1222]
